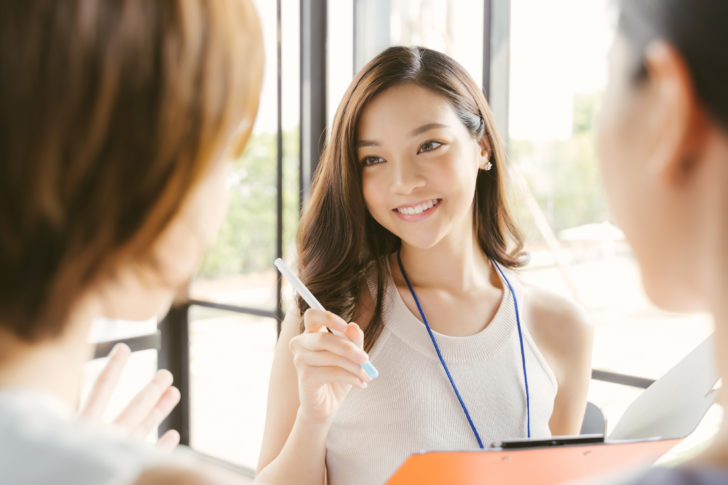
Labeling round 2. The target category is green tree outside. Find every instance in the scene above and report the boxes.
[198,129,300,278]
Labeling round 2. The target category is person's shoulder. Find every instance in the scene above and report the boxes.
[0,400,165,484]
[519,280,593,361]
[521,282,591,335]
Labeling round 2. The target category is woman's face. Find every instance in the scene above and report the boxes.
[597,36,703,311]
[99,157,231,320]
[357,83,488,251]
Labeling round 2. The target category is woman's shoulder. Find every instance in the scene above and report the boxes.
[518,279,592,344]
[516,278,593,372]
[0,389,244,485]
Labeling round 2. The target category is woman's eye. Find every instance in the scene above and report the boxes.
[361,156,385,166]
[418,140,443,154]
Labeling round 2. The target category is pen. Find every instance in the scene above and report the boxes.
[274,258,379,380]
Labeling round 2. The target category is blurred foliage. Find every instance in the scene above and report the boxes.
[509,91,608,242]
[198,130,300,278]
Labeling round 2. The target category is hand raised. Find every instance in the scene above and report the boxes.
[288,309,371,423]
[79,343,181,451]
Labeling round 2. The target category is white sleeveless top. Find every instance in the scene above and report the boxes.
[0,388,173,485]
[325,263,558,485]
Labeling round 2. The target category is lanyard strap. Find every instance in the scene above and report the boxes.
[492,260,532,438]
[396,250,531,448]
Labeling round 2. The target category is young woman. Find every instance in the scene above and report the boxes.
[598,0,728,483]
[257,46,593,485]
[0,1,263,483]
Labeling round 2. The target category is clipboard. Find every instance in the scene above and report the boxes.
[386,438,680,485]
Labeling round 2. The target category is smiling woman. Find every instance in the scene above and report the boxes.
[255,46,593,485]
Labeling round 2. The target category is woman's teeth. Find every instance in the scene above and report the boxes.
[396,199,438,215]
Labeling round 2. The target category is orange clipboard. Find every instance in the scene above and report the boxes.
[386,438,680,485]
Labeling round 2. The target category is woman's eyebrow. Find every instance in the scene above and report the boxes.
[357,123,449,148]
[357,139,379,148]
[409,122,448,138]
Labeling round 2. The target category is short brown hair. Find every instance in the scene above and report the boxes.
[297,46,523,351]
[618,0,728,130]
[0,0,263,340]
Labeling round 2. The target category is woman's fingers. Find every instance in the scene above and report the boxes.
[292,348,371,382]
[291,330,368,366]
[112,369,175,431]
[79,343,131,420]
[303,308,348,335]
[130,386,181,439]
[77,346,181,447]
[298,364,369,390]
[157,430,181,451]
[345,322,365,349]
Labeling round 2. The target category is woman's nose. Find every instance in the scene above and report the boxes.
[391,157,425,194]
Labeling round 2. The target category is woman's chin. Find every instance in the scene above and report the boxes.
[643,272,707,314]
[103,291,175,322]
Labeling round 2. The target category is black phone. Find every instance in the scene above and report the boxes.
[490,434,605,449]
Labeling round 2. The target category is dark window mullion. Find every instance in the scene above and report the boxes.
[276,0,284,333]
[299,0,327,211]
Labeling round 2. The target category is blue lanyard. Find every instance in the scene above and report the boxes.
[396,249,531,448]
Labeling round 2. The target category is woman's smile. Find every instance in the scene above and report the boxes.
[393,198,442,221]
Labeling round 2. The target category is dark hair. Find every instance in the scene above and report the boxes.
[0,0,263,340]
[619,0,728,129]
[296,46,524,351]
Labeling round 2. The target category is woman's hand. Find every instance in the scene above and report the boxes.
[79,343,182,451]
[288,309,371,424]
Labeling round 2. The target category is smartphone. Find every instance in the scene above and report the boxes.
[490,434,605,449]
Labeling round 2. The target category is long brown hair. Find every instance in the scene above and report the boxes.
[0,0,263,340]
[297,46,523,351]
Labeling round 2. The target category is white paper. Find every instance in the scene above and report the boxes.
[608,334,717,441]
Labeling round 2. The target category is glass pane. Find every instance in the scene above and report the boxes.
[328,0,354,126]
[508,0,713,381]
[282,0,302,269]
[354,0,484,86]
[189,307,278,469]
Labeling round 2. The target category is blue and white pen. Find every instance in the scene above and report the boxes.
[274,258,379,380]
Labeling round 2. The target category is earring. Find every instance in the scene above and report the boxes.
[482,152,493,171]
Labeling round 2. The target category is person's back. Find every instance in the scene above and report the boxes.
[0,1,263,483]
[596,0,728,483]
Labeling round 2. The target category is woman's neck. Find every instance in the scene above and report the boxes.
[396,232,494,294]
[0,305,95,411]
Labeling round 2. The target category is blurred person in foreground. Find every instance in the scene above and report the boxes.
[0,1,263,483]
[597,0,728,483]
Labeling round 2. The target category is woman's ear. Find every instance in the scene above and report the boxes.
[642,41,709,188]
[477,136,492,170]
